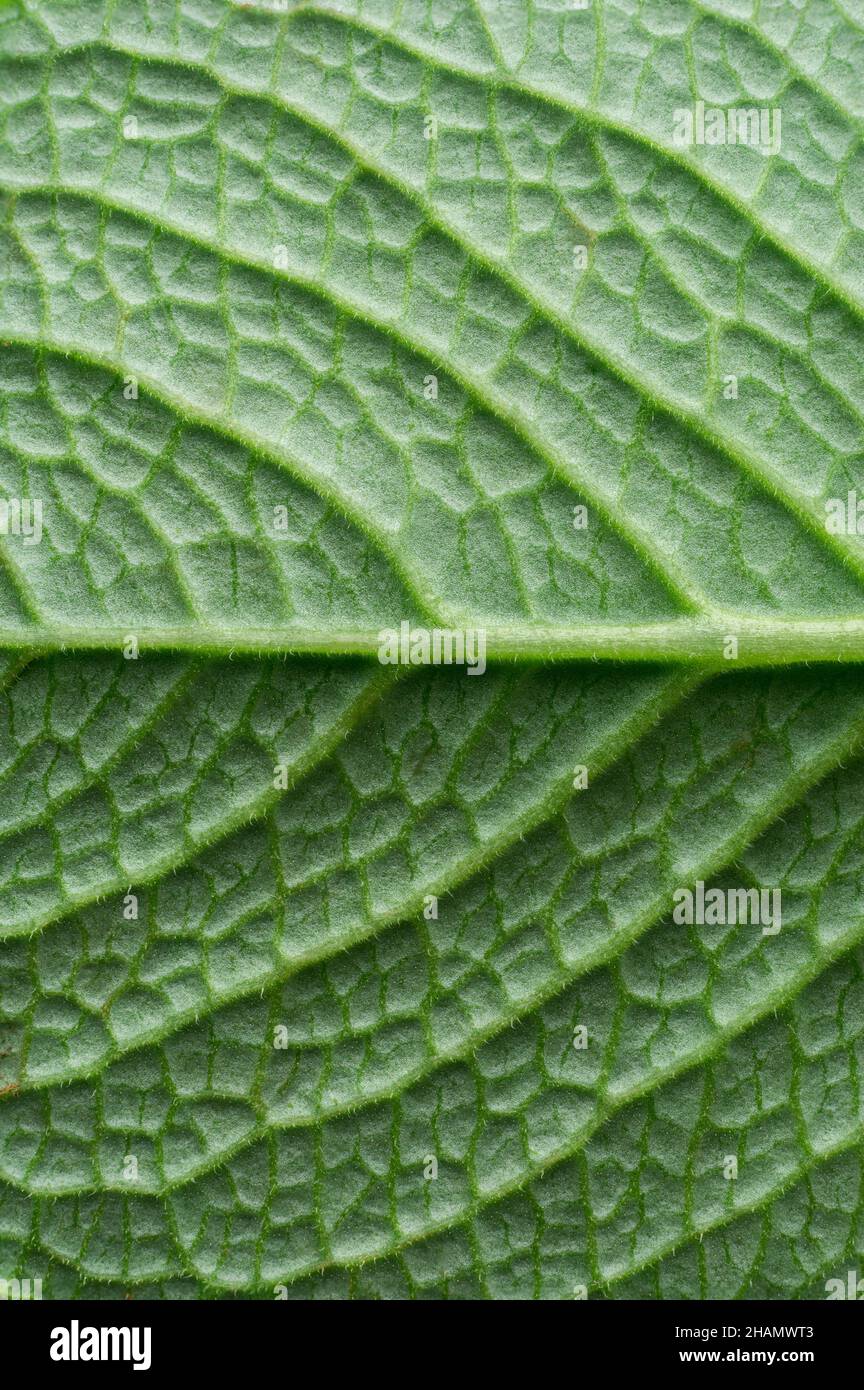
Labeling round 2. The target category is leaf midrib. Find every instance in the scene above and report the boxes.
[9,610,864,664]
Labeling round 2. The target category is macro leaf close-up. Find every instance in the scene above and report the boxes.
[2,0,864,1312]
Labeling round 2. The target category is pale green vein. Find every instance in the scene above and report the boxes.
[43,31,864,590]
[12,26,864,597]
[0,658,395,940]
[0,323,446,635]
[0,181,706,617]
[9,662,864,1204]
[0,656,196,844]
[294,3,864,322]
[694,0,864,131]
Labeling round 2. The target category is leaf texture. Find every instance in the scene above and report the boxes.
[1,0,864,1301]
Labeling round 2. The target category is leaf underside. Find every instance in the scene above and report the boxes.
[1,0,864,1300]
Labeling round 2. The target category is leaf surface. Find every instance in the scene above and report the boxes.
[2,0,864,1301]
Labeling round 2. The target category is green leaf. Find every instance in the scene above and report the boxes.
[2,0,864,1301]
